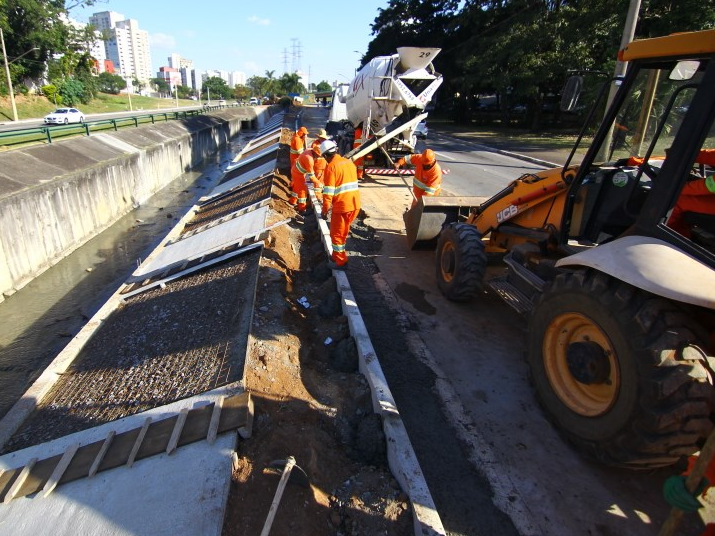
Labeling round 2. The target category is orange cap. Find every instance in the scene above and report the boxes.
[422,148,436,165]
[298,126,308,135]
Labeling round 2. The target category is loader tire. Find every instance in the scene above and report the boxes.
[528,270,715,469]
[435,223,487,301]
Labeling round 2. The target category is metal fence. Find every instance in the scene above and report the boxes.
[0,104,244,148]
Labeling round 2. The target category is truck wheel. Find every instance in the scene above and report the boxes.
[435,223,487,301]
[528,270,714,468]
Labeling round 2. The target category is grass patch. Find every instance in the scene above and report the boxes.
[0,93,200,122]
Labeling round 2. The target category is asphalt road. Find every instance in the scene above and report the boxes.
[357,129,709,536]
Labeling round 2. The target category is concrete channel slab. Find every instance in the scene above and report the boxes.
[131,204,268,279]
[0,386,243,536]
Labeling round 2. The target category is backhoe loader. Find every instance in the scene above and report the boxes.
[406,29,715,469]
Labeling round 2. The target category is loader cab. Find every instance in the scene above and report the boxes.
[561,31,715,267]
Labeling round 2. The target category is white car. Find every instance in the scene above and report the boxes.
[44,108,85,125]
[249,97,259,105]
[414,120,428,139]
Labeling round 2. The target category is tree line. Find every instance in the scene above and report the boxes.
[364,0,715,129]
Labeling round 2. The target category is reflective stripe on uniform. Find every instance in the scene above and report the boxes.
[290,147,302,155]
[332,242,346,252]
[414,178,439,194]
[324,182,359,196]
[296,160,310,174]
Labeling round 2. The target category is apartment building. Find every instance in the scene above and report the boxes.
[89,11,153,83]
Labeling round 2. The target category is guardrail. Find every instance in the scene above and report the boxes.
[0,105,244,148]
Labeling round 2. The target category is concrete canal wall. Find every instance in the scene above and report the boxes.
[0,108,269,302]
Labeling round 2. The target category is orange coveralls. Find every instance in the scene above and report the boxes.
[667,149,715,238]
[289,129,307,169]
[291,149,318,211]
[322,154,361,267]
[397,153,443,207]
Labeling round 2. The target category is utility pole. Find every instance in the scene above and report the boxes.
[1,28,19,122]
[606,0,641,111]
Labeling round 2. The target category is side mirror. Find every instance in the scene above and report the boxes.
[560,75,583,112]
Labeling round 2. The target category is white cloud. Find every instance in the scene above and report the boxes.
[247,15,270,26]
[150,33,176,48]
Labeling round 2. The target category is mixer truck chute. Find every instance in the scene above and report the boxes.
[328,47,443,173]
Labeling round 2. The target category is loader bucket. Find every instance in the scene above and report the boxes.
[404,196,487,250]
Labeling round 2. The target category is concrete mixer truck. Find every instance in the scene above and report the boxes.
[326,47,443,176]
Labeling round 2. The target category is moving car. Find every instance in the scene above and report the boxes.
[44,108,85,125]
[249,97,259,105]
[414,120,428,139]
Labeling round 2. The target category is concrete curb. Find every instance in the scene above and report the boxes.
[309,188,447,536]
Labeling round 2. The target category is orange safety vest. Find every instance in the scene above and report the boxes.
[403,153,442,197]
[322,154,361,214]
[290,132,306,165]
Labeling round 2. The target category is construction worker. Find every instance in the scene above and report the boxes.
[290,144,322,216]
[394,148,442,207]
[309,129,331,203]
[667,148,715,238]
[290,126,308,168]
[311,128,330,153]
[320,139,361,270]
[353,124,365,180]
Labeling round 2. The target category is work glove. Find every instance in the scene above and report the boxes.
[321,209,328,221]
[663,475,709,512]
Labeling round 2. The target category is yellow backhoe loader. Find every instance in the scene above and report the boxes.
[406,29,715,469]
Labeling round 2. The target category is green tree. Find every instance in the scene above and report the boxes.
[316,80,332,92]
[97,72,126,94]
[57,78,88,106]
[151,77,170,95]
[233,84,251,101]
[202,76,230,100]
[276,72,306,96]
[0,0,98,92]
[247,75,269,98]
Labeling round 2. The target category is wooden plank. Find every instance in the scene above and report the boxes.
[206,397,224,444]
[42,443,80,497]
[89,431,115,477]
[166,408,189,455]
[238,395,255,440]
[3,458,37,504]
[127,417,152,468]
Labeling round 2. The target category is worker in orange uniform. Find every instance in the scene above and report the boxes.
[663,452,715,536]
[310,129,331,203]
[353,124,365,180]
[320,139,361,270]
[291,144,323,217]
[667,148,715,238]
[290,126,308,169]
[394,148,442,207]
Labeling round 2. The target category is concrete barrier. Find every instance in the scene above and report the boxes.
[0,109,267,302]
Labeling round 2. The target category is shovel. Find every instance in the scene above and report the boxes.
[260,456,310,536]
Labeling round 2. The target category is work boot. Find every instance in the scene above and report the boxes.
[294,213,305,224]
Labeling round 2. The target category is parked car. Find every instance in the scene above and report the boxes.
[218,99,226,106]
[44,108,85,125]
[414,120,428,139]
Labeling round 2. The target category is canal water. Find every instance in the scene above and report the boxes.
[0,135,248,419]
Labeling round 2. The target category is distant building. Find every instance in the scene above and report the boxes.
[157,66,182,93]
[89,11,153,83]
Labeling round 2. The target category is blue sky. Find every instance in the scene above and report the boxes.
[70,0,390,86]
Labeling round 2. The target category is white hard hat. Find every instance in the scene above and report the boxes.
[319,139,338,155]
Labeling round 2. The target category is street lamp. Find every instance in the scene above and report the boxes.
[126,78,133,112]
[0,28,39,122]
